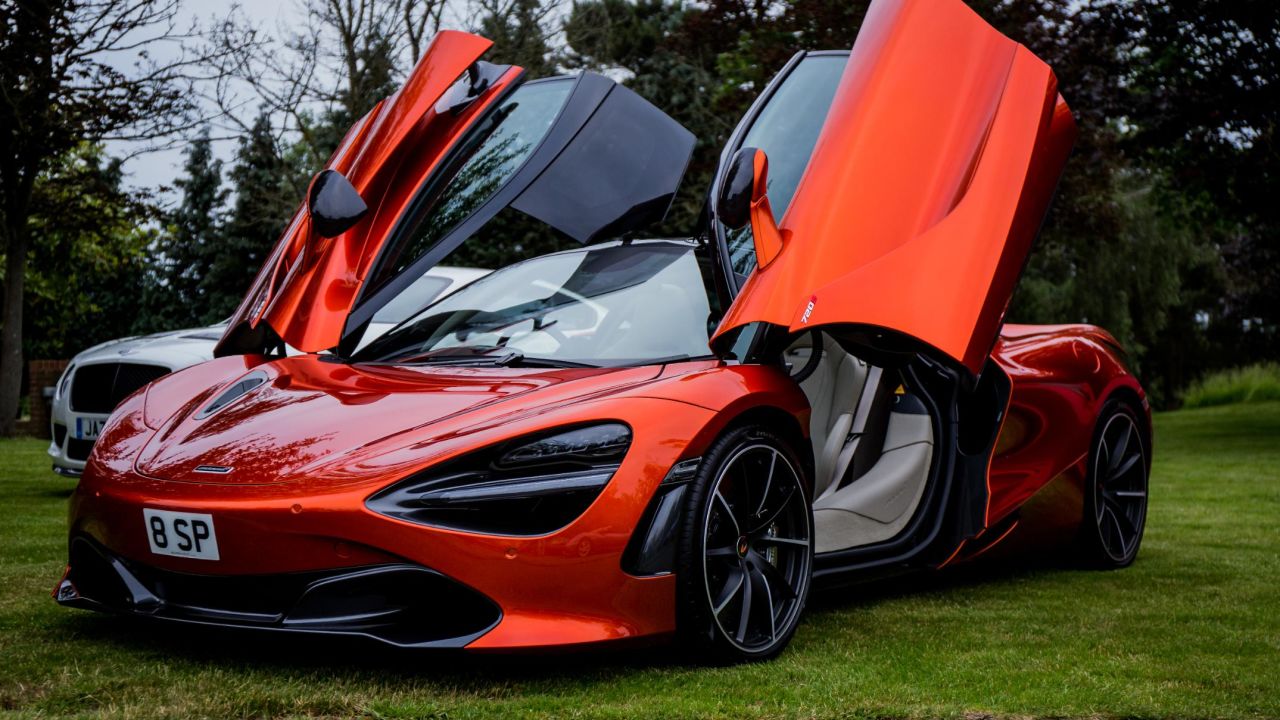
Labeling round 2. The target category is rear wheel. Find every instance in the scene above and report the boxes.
[676,425,813,662]
[1080,400,1149,568]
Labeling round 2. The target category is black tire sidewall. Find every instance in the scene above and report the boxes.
[1081,399,1148,568]
[674,423,814,662]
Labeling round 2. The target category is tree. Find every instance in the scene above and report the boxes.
[141,127,225,330]
[208,0,448,165]
[1125,1,1280,372]
[0,0,214,434]
[475,0,558,77]
[24,144,156,360]
[205,112,299,323]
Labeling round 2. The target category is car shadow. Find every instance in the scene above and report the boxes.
[53,612,678,680]
[806,549,1079,614]
[37,486,76,499]
[50,550,1082,682]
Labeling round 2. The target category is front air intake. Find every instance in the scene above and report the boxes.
[196,371,269,419]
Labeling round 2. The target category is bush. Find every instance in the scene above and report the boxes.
[1182,363,1280,409]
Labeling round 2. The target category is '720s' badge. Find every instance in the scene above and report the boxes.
[801,295,817,324]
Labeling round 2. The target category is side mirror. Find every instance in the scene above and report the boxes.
[308,169,368,238]
[717,147,785,268]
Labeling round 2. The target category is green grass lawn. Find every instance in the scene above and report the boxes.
[1,403,1277,719]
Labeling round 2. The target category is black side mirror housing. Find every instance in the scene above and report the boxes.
[715,146,786,268]
[308,169,368,238]
[717,146,758,230]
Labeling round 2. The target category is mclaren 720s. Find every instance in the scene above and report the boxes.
[56,0,1151,662]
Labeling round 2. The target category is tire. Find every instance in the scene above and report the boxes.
[1079,398,1149,568]
[675,424,814,662]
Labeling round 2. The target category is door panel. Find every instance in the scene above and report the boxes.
[712,0,1077,376]
[341,75,696,347]
[217,31,510,356]
[217,36,696,358]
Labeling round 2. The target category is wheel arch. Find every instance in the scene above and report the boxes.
[718,405,814,491]
[634,364,813,487]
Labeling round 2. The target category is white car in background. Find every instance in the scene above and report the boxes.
[48,266,488,476]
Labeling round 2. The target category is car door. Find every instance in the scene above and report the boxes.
[217,31,695,358]
[710,0,1077,377]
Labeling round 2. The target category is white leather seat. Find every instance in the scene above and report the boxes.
[790,331,936,554]
[812,410,934,553]
[795,333,868,497]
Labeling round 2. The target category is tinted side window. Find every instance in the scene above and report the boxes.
[724,54,847,279]
[376,79,574,286]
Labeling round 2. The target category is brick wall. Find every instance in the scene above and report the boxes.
[28,359,69,440]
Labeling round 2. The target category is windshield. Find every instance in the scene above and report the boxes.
[371,275,451,325]
[355,242,714,367]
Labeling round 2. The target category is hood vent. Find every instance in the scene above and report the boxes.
[196,371,268,419]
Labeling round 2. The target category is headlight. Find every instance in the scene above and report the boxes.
[56,364,75,400]
[366,423,632,536]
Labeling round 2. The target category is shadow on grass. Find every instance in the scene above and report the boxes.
[808,548,1080,614]
[52,612,677,681]
[33,487,75,499]
[48,549,1084,685]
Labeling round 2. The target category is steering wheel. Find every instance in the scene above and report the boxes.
[786,330,824,383]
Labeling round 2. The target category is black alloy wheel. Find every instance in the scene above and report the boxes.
[676,425,813,662]
[1081,400,1149,568]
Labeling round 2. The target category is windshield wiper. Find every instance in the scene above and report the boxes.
[486,349,598,369]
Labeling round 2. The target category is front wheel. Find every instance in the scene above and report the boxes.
[675,425,813,662]
[1080,399,1150,568]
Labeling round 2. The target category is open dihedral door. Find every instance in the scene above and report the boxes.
[217,30,696,359]
[711,0,1077,377]
[216,31,513,357]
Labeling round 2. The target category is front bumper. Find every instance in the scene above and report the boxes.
[56,536,501,648]
[48,411,109,476]
[63,420,700,650]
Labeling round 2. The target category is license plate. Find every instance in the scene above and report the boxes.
[73,416,106,440]
[143,509,220,561]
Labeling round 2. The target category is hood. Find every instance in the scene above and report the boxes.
[135,355,661,485]
[709,0,1076,376]
[74,325,223,365]
[216,31,694,359]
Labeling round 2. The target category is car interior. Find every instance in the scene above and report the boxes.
[784,332,935,554]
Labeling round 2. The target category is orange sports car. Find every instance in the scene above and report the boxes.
[56,0,1150,662]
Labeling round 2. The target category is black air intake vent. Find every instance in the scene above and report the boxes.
[196,371,268,419]
[67,438,96,461]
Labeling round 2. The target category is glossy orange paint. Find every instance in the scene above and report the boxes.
[69,355,808,649]
[220,31,521,354]
[987,323,1148,529]
[714,0,1078,375]
[66,319,1145,647]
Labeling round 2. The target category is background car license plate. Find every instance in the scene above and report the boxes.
[142,509,220,560]
[74,417,106,440]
